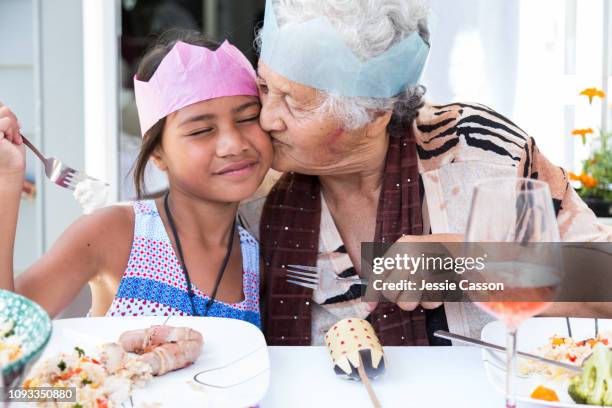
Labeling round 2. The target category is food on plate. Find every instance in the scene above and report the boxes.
[521,332,612,379]
[325,318,385,380]
[0,317,23,366]
[119,326,203,376]
[23,325,204,406]
[23,344,152,408]
[530,385,560,402]
[119,325,203,353]
[568,343,612,406]
[136,340,203,376]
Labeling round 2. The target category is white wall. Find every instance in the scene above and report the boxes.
[0,0,91,317]
[40,0,91,318]
[0,0,39,272]
[422,0,520,119]
[39,0,87,245]
[421,0,610,172]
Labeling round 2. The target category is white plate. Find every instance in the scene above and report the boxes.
[481,317,612,407]
[27,316,270,408]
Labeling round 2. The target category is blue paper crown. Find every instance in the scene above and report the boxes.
[260,0,431,98]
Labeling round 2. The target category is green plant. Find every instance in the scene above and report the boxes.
[569,87,611,202]
[577,130,612,201]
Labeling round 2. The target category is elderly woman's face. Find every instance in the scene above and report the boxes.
[257,62,370,175]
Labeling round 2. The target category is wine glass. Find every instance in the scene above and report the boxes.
[465,177,562,408]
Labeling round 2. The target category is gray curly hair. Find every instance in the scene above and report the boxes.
[256,0,430,129]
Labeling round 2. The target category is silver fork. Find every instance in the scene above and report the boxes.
[22,134,103,191]
[286,264,368,290]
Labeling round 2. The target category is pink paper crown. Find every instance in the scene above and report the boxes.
[134,40,258,137]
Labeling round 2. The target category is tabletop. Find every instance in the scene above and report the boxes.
[261,346,509,408]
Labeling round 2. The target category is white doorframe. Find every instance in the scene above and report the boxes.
[83,0,120,203]
[32,0,45,256]
[602,0,610,133]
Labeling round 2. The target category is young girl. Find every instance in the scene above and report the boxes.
[0,32,272,328]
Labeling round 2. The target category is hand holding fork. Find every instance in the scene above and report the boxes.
[20,135,105,191]
[0,103,25,180]
[0,103,105,194]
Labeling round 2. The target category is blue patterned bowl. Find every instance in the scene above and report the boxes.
[0,290,51,385]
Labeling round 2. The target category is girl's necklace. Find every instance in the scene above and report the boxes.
[163,191,235,316]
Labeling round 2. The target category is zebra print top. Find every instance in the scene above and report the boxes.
[412,101,610,241]
[239,101,612,345]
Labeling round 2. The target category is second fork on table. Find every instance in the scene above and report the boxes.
[286,264,368,290]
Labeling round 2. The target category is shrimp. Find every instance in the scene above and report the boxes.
[118,326,204,376]
[119,326,203,353]
[137,340,203,376]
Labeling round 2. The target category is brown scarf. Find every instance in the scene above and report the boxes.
[260,124,428,346]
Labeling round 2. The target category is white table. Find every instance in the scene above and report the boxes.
[261,346,507,407]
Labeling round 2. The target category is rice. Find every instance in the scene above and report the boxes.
[0,317,24,366]
[520,331,612,380]
[24,344,152,408]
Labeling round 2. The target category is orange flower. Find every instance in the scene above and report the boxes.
[582,174,598,188]
[571,128,594,137]
[571,128,593,145]
[579,87,606,104]
[568,171,582,181]
[569,172,598,188]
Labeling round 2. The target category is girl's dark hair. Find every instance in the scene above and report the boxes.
[132,29,220,199]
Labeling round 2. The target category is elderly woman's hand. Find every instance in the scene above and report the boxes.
[366,233,464,312]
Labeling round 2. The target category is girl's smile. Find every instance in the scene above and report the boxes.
[214,159,259,178]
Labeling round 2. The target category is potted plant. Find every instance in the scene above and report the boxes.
[569,87,612,217]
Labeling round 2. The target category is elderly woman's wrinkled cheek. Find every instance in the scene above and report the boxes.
[323,127,346,153]
[326,127,345,142]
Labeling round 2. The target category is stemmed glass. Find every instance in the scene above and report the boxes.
[465,177,562,408]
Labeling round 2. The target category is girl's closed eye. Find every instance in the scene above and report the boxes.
[237,113,260,124]
[186,127,214,136]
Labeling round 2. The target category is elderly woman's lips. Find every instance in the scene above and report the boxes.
[271,137,288,146]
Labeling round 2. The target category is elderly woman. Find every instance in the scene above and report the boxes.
[238,0,612,346]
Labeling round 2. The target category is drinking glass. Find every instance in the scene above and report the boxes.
[465,177,562,408]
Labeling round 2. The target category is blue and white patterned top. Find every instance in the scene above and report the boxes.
[106,200,261,328]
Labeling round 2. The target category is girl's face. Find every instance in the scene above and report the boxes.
[155,95,272,203]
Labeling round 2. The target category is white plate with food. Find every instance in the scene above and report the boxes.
[20,316,269,408]
[481,317,612,407]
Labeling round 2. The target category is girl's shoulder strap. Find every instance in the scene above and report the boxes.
[237,224,260,275]
[237,224,258,246]
[132,199,159,216]
[132,200,170,242]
